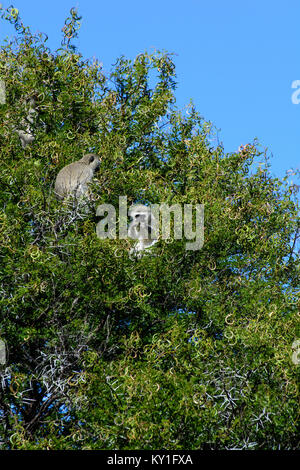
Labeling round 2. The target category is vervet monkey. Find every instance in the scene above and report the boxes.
[54,153,101,200]
[0,339,7,365]
[128,204,158,258]
[15,95,37,148]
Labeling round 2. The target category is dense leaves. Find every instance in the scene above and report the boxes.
[0,6,299,450]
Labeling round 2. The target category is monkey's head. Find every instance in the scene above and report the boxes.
[129,205,151,222]
[128,204,155,240]
[80,153,101,172]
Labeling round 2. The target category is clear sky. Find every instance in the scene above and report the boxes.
[0,0,299,179]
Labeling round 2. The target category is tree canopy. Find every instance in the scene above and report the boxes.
[0,6,299,450]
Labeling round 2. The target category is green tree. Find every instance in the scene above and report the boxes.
[0,6,299,450]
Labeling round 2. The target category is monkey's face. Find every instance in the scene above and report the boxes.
[134,212,147,223]
[129,206,155,240]
[91,157,101,173]
[82,153,101,172]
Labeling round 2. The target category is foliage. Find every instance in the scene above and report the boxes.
[0,6,299,450]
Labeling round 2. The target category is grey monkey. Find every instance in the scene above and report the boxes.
[54,153,101,200]
[15,95,37,149]
[128,204,158,258]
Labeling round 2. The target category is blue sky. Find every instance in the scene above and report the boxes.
[0,0,299,179]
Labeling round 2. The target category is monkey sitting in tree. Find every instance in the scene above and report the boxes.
[128,204,158,258]
[54,153,101,201]
[15,94,37,149]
